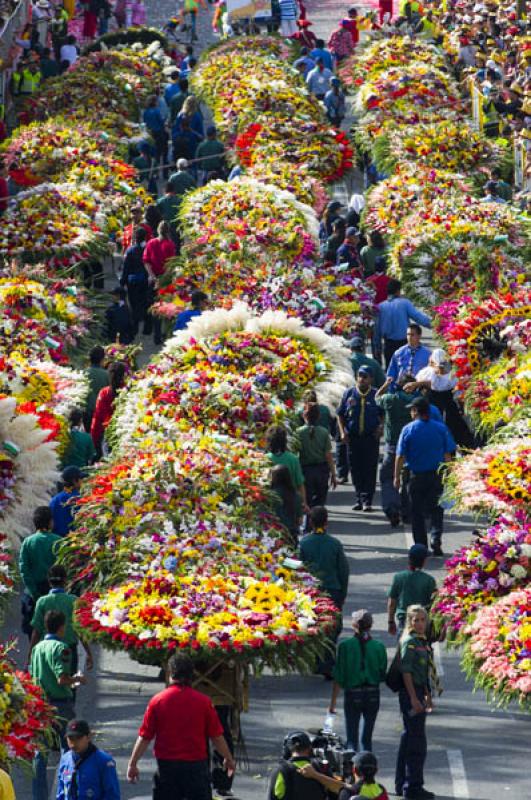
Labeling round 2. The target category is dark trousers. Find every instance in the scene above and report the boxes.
[212,705,234,792]
[302,462,329,508]
[317,589,343,676]
[344,686,380,752]
[152,129,169,179]
[348,433,379,505]
[380,444,410,522]
[154,759,212,800]
[384,337,407,368]
[127,282,149,333]
[143,285,163,344]
[428,390,475,449]
[336,430,349,481]
[82,259,104,290]
[409,471,443,547]
[396,687,427,796]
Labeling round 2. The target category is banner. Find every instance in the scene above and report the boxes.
[227,0,271,19]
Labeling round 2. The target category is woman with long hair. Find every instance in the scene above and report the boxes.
[270,464,301,546]
[395,605,434,800]
[266,425,308,513]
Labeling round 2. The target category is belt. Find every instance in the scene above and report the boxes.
[411,470,438,477]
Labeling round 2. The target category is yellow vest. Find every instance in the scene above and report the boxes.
[20,68,41,94]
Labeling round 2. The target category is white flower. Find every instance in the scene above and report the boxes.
[510,564,526,579]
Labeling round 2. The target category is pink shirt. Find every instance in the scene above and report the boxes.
[143,237,176,276]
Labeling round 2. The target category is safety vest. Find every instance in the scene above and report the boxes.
[20,68,41,94]
[483,99,499,129]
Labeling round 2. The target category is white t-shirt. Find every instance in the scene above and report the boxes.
[60,44,78,65]
[416,365,457,392]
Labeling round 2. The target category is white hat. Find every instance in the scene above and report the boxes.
[486,59,498,70]
[431,348,449,366]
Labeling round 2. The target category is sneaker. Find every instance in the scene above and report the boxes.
[352,502,363,511]
[363,504,373,512]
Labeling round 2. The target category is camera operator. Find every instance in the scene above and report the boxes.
[269,731,345,799]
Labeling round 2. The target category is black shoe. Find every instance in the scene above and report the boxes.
[352,502,363,511]
[404,789,435,799]
[363,504,373,512]
[431,544,443,557]
[389,511,401,527]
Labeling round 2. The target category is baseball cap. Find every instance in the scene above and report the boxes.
[407,397,430,415]
[358,365,373,377]
[409,543,429,564]
[327,200,343,212]
[206,124,217,136]
[66,719,90,738]
[346,226,360,237]
[286,731,312,752]
[62,465,83,485]
[349,334,364,349]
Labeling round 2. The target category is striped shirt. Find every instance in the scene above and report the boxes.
[279,0,298,19]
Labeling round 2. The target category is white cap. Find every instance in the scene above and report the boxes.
[486,59,497,70]
[431,348,449,366]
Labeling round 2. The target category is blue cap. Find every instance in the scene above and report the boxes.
[358,365,373,377]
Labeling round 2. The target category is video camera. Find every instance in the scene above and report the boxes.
[282,730,355,781]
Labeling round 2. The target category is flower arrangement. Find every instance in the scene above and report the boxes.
[0,532,15,623]
[338,36,446,88]
[432,513,531,641]
[464,353,531,434]
[0,396,58,545]
[462,588,531,709]
[446,438,531,516]
[0,642,56,766]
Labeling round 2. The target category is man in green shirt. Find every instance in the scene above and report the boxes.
[30,609,86,800]
[19,507,62,637]
[295,403,336,508]
[84,345,109,431]
[156,183,181,241]
[387,544,436,636]
[350,335,386,388]
[195,125,226,182]
[299,506,348,610]
[62,407,96,470]
[168,158,196,197]
[30,565,93,674]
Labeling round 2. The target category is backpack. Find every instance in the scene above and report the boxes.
[268,758,327,800]
[385,646,404,693]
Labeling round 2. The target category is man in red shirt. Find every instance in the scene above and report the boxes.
[127,655,236,800]
[121,205,153,252]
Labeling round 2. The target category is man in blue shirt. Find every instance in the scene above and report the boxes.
[387,323,431,385]
[173,290,208,332]
[376,279,431,367]
[337,366,384,512]
[293,47,315,78]
[57,719,121,800]
[310,38,334,70]
[164,70,182,105]
[336,227,362,271]
[395,397,455,555]
[50,466,82,537]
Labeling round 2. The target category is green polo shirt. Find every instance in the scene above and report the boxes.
[268,451,304,489]
[156,194,181,225]
[168,170,195,197]
[19,531,62,600]
[30,637,73,701]
[86,366,109,414]
[333,636,387,689]
[388,569,436,622]
[376,390,411,446]
[62,428,96,469]
[31,590,78,646]
[195,139,225,173]
[295,424,331,466]
[400,633,429,688]
[350,352,386,388]
[296,403,332,431]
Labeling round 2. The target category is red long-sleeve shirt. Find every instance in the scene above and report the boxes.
[90,386,115,447]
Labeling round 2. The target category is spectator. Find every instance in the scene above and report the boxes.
[366,255,390,305]
[168,158,196,198]
[173,95,204,143]
[59,34,78,66]
[339,752,388,800]
[143,221,177,345]
[341,7,359,47]
[278,0,298,37]
[51,6,68,61]
[169,78,190,122]
[482,179,506,203]
[293,46,315,78]
[143,95,169,180]
[156,182,181,242]
[388,544,436,637]
[270,464,302,547]
[50,465,82,537]
[266,424,308,513]
[319,199,344,245]
[490,166,512,202]
[345,193,364,229]
[310,38,334,71]
[62,407,96,470]
[172,115,202,162]
[293,17,317,49]
[105,286,135,345]
[127,655,235,797]
[269,732,338,799]
[297,388,333,432]
[173,289,208,331]
[164,70,182,105]
[57,720,120,800]
[327,20,355,63]
[39,47,59,79]
[323,217,347,262]
[330,610,387,752]
[120,204,153,253]
[19,507,61,638]
[306,58,333,99]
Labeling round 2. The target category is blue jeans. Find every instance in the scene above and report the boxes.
[395,687,427,796]
[32,699,74,800]
[343,686,380,752]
